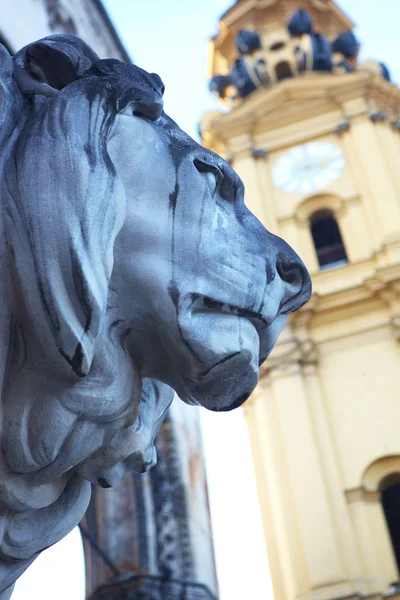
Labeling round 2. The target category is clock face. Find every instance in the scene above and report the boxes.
[271,142,345,194]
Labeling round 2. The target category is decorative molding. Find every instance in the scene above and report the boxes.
[297,262,400,325]
[251,147,269,158]
[334,119,351,135]
[369,111,388,123]
[295,194,346,224]
[260,337,319,380]
[150,416,193,581]
[362,455,400,492]
[202,73,400,149]
[345,486,380,504]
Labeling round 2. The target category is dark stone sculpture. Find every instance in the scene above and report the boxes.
[287,9,313,36]
[331,31,359,73]
[235,29,262,54]
[0,34,311,598]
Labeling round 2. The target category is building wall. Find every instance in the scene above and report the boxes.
[202,12,400,594]
[320,333,400,488]
[0,0,129,60]
[241,107,400,598]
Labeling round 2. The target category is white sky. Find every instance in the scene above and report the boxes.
[12,2,400,599]
[13,528,86,600]
[200,408,274,599]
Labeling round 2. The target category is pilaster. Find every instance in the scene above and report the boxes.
[343,101,400,244]
[245,322,368,599]
[229,137,277,231]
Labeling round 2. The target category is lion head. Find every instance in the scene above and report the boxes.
[0,35,311,593]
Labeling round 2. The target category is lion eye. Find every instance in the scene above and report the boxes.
[120,99,163,121]
[193,159,224,197]
[203,172,219,196]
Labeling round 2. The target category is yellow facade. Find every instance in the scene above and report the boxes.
[202,1,400,598]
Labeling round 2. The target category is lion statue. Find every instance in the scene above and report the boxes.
[0,35,311,597]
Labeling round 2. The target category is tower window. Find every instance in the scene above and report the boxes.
[310,209,348,269]
[270,42,285,52]
[381,477,400,576]
[275,62,293,81]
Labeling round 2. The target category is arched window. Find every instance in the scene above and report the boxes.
[310,209,348,270]
[275,61,293,81]
[381,475,400,576]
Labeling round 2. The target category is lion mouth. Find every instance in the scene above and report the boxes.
[177,294,289,410]
[191,295,267,324]
[189,294,279,371]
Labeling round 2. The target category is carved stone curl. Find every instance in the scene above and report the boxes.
[0,35,311,597]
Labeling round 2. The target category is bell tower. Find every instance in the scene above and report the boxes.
[202,1,400,599]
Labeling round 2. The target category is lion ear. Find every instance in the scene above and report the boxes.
[13,35,99,96]
[25,43,79,90]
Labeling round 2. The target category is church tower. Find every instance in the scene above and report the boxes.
[202,1,400,598]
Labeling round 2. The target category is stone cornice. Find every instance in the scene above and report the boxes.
[256,261,400,379]
[202,73,400,150]
[293,260,400,332]
[259,336,319,380]
[345,487,380,504]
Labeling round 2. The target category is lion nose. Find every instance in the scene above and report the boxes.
[276,252,312,314]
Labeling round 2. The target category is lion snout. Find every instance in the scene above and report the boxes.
[276,253,312,314]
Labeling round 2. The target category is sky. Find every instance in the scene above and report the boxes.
[102,0,234,139]
[13,528,86,600]
[13,2,400,599]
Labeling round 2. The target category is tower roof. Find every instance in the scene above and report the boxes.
[210,0,354,76]
[218,0,353,30]
[207,1,391,108]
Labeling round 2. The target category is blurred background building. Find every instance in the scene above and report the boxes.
[0,0,129,60]
[202,0,400,598]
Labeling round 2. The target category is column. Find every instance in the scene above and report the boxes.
[230,136,279,233]
[344,100,400,244]
[302,361,363,585]
[374,122,400,208]
[269,362,348,590]
[245,379,309,600]
[339,101,381,251]
[346,488,398,594]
